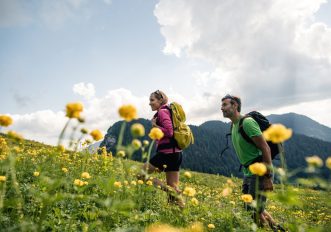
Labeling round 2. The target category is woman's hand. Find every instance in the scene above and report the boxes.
[151,118,158,127]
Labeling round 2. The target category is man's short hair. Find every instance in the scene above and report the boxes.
[222,94,241,112]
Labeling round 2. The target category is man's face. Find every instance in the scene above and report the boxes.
[221,99,236,118]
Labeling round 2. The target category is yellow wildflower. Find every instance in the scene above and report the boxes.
[114,181,122,188]
[163,164,167,169]
[207,224,215,229]
[124,180,129,185]
[326,157,331,169]
[131,123,145,137]
[221,187,232,197]
[191,197,199,206]
[58,145,66,152]
[90,129,103,141]
[132,139,142,150]
[81,172,91,179]
[185,222,204,232]
[249,162,267,176]
[7,131,23,141]
[131,180,137,185]
[33,171,40,177]
[148,128,164,140]
[0,115,13,127]
[143,140,150,146]
[66,102,83,119]
[183,187,196,197]
[62,168,68,173]
[263,124,292,143]
[145,223,180,232]
[118,104,137,122]
[184,171,192,178]
[117,150,126,158]
[0,176,6,182]
[146,180,153,186]
[305,155,323,167]
[138,180,144,185]
[241,194,253,203]
[74,179,85,187]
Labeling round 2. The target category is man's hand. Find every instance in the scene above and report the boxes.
[263,176,273,191]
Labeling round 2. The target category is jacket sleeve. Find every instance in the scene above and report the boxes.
[157,109,174,138]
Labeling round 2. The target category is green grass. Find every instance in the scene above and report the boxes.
[0,134,330,231]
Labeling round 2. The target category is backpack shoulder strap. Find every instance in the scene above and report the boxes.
[239,116,255,145]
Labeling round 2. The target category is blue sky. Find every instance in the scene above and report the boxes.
[1,0,331,145]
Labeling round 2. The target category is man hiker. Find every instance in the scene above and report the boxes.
[221,94,284,231]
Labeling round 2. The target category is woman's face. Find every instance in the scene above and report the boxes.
[149,94,163,111]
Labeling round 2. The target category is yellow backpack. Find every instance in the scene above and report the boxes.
[169,102,194,150]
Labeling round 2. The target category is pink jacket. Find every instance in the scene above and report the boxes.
[154,104,182,154]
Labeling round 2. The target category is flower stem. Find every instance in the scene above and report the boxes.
[58,119,71,146]
[116,121,126,152]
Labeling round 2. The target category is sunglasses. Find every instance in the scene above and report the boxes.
[153,90,163,99]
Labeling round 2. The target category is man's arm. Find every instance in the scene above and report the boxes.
[251,135,273,191]
[251,135,272,167]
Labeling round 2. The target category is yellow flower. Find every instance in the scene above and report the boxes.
[90,129,103,141]
[263,124,292,143]
[117,150,126,158]
[146,180,153,186]
[326,157,331,169]
[131,123,145,137]
[221,187,232,197]
[0,115,13,127]
[81,172,91,179]
[249,162,267,176]
[58,145,66,152]
[143,140,150,146]
[183,187,196,197]
[185,222,204,232]
[0,176,6,182]
[163,164,167,169]
[114,181,122,188]
[132,139,142,150]
[145,223,180,232]
[241,194,253,203]
[118,104,137,122]
[305,155,323,167]
[62,168,68,173]
[184,171,192,178]
[190,197,199,206]
[124,180,129,185]
[74,179,85,187]
[229,201,236,205]
[138,180,144,185]
[66,102,83,119]
[33,171,40,177]
[131,180,137,185]
[207,224,215,229]
[7,131,23,141]
[148,128,164,140]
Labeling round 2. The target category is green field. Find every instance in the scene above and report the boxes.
[0,133,331,231]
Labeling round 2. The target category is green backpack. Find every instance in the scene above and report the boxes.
[169,102,194,150]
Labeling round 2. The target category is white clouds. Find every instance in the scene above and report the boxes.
[73,82,95,99]
[154,0,331,110]
[6,85,331,146]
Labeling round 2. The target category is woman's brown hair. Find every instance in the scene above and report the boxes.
[151,90,168,105]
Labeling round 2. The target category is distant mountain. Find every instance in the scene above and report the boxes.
[100,114,331,179]
[267,113,331,143]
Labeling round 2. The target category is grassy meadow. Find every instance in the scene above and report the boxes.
[0,104,331,231]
